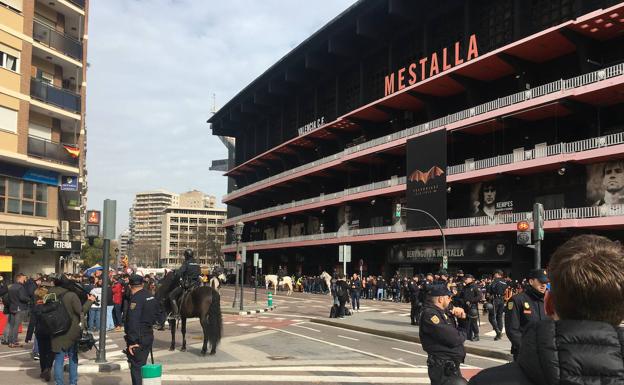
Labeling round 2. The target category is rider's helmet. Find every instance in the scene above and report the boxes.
[183,248,194,260]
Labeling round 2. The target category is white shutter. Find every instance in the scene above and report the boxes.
[1,0,23,13]
[28,122,52,140]
[0,105,17,133]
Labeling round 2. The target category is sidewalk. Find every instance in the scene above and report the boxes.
[310,310,513,361]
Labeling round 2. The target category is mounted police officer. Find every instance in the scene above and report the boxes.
[460,274,481,341]
[168,248,201,318]
[420,284,468,385]
[124,274,159,385]
[504,269,549,360]
[486,269,508,340]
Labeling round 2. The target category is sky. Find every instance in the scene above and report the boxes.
[87,0,357,234]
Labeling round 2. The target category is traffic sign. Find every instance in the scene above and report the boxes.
[533,203,545,241]
[442,255,448,269]
[339,245,351,262]
[253,253,259,267]
[241,245,247,263]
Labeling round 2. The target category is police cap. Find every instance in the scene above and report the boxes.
[129,274,144,286]
[429,284,453,297]
[528,269,549,284]
[464,274,475,280]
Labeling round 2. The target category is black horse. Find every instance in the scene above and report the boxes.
[156,271,222,356]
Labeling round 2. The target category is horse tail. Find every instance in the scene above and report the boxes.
[208,289,222,349]
[210,278,218,291]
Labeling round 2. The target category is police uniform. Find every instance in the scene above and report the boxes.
[459,275,481,341]
[169,249,201,316]
[408,277,421,325]
[504,269,549,360]
[486,274,508,339]
[419,285,467,385]
[124,275,159,385]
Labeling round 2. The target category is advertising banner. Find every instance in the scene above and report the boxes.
[406,129,447,230]
[470,178,513,222]
[60,175,79,191]
[389,239,511,264]
[586,160,624,206]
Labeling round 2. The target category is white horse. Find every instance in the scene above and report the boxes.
[265,275,293,296]
[320,271,332,295]
[209,273,226,292]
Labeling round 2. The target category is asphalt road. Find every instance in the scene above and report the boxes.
[0,286,504,384]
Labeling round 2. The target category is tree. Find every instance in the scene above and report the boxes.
[81,238,119,268]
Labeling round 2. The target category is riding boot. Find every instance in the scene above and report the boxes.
[170,299,180,319]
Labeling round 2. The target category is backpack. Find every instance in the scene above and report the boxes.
[39,292,71,336]
[329,304,338,318]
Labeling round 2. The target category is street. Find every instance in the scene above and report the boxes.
[0,287,505,384]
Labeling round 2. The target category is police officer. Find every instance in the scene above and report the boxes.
[124,274,159,385]
[460,274,481,341]
[420,284,468,385]
[486,269,508,340]
[408,275,421,325]
[168,249,201,317]
[504,268,549,360]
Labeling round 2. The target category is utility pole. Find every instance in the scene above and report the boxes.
[533,203,544,269]
[96,199,116,363]
[402,207,447,269]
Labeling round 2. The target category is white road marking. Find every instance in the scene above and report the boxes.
[163,374,429,383]
[381,311,396,314]
[358,308,376,312]
[224,321,234,324]
[274,317,285,320]
[392,347,428,358]
[291,324,321,333]
[271,327,418,368]
[0,366,37,371]
[252,326,267,330]
[236,323,250,327]
[399,313,411,317]
[0,351,33,358]
[217,366,428,373]
[337,335,359,341]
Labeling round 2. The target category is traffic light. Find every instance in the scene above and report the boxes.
[86,210,101,244]
[517,220,531,246]
[395,203,402,218]
[533,203,545,241]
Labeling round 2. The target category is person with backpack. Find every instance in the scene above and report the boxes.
[335,276,350,318]
[47,274,95,385]
[25,286,54,381]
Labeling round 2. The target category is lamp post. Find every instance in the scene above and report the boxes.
[232,222,244,308]
[401,207,447,269]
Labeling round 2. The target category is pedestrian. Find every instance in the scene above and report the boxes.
[25,286,54,381]
[88,277,102,331]
[460,274,481,341]
[468,234,624,384]
[335,276,349,318]
[124,274,160,385]
[350,273,361,311]
[49,274,95,385]
[419,284,468,385]
[4,273,30,347]
[486,270,507,340]
[409,275,421,325]
[504,268,549,360]
[112,276,124,331]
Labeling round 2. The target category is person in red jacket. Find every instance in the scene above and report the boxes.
[111,276,124,332]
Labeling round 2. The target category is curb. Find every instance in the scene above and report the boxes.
[67,361,127,373]
[310,318,513,362]
[222,305,276,316]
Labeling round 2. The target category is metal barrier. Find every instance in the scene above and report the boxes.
[224,62,624,201]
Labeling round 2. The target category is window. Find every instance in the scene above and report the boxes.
[0,177,48,217]
[0,50,19,72]
[0,105,18,134]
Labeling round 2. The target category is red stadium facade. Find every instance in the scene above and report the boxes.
[209,0,624,279]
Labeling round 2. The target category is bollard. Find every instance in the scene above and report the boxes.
[142,363,162,385]
[267,292,273,307]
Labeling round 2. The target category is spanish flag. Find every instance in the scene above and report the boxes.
[63,145,80,158]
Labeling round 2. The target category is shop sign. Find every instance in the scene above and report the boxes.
[0,256,12,272]
[23,168,59,186]
[61,175,79,191]
[297,117,326,136]
[389,239,511,263]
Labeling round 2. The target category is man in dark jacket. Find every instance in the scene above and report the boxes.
[469,234,624,385]
[408,275,421,325]
[486,270,507,340]
[460,275,481,341]
[504,269,549,360]
[420,284,467,385]
[5,273,31,347]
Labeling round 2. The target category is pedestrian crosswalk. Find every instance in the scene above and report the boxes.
[92,336,124,359]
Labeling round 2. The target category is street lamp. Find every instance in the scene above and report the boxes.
[401,207,447,269]
[232,222,244,309]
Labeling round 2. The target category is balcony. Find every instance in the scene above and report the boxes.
[30,78,81,113]
[28,136,79,167]
[33,20,82,60]
[67,0,85,9]
[223,62,624,203]
[224,204,624,251]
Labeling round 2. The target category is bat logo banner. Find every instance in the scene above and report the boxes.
[406,129,447,230]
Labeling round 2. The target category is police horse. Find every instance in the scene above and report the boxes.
[156,271,222,356]
[320,271,332,294]
[265,274,293,295]
[209,273,226,292]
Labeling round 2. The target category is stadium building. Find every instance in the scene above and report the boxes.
[209,0,624,279]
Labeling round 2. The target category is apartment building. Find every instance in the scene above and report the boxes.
[118,228,130,256]
[0,0,88,276]
[210,0,624,279]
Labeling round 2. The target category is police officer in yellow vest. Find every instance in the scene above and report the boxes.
[504,269,549,360]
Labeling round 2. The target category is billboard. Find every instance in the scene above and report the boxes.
[406,129,447,230]
[586,160,624,206]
